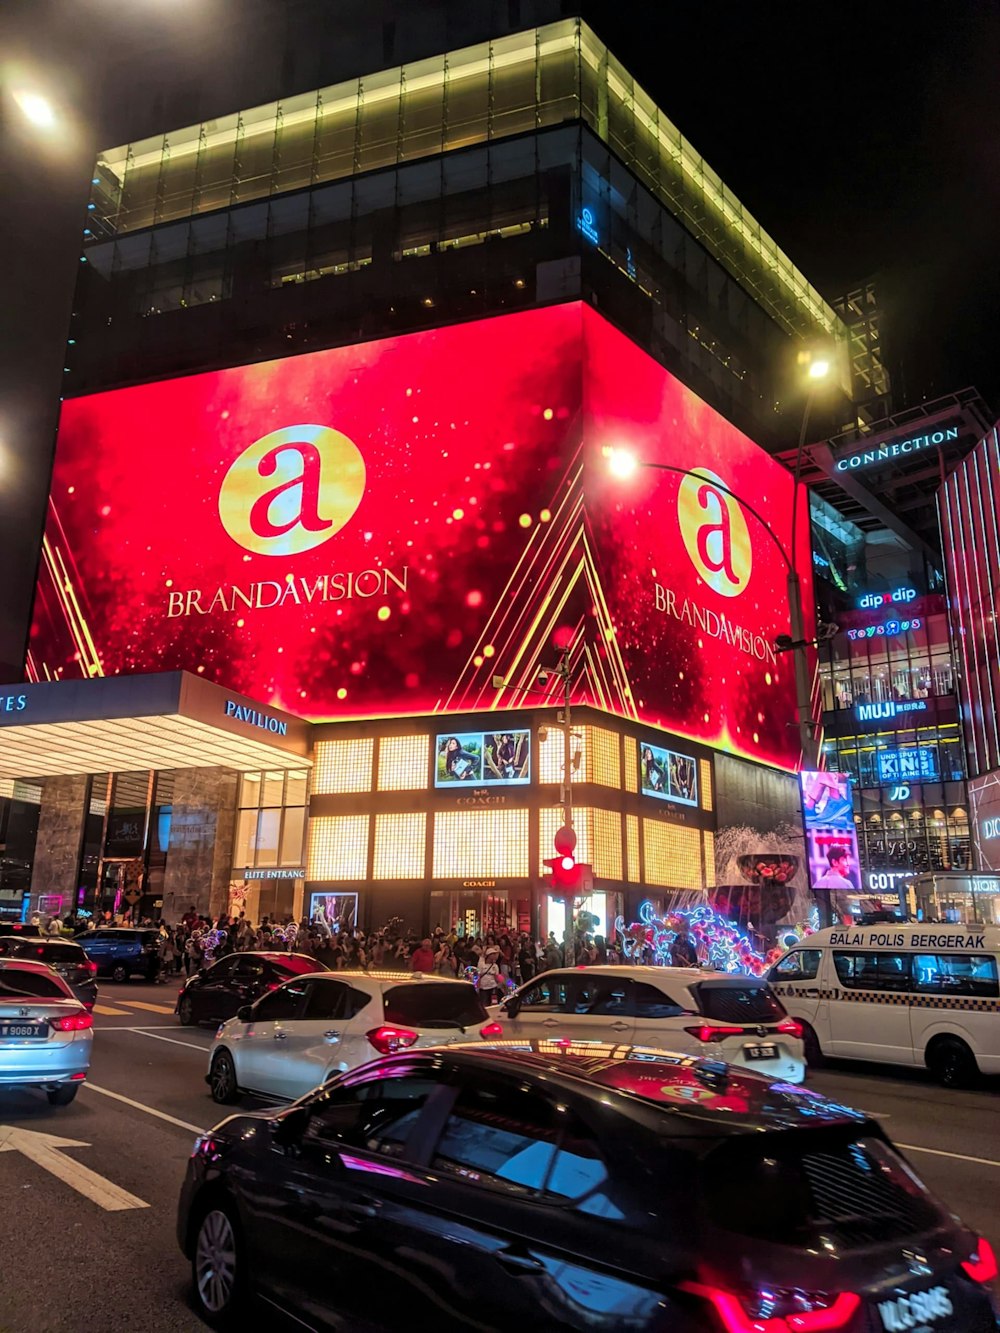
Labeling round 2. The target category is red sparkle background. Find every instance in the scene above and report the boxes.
[29,303,813,769]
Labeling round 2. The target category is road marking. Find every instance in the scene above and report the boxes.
[117,999,176,1015]
[116,1027,209,1052]
[93,1003,131,1016]
[899,1142,1000,1168]
[81,1082,205,1135]
[0,1124,149,1211]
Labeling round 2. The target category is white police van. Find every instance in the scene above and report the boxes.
[768,923,1000,1086]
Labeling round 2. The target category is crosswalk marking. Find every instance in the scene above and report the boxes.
[92,1003,131,1017]
[116,999,176,1016]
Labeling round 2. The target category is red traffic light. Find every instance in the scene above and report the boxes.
[544,855,587,894]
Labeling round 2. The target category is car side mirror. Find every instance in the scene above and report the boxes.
[268,1104,311,1150]
[503,995,521,1018]
[236,1005,253,1023]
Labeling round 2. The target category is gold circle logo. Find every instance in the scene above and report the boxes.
[677,467,752,597]
[219,424,366,557]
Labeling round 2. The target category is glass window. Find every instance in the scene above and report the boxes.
[305,1073,440,1157]
[232,957,265,981]
[285,771,308,807]
[252,979,309,1021]
[234,808,257,867]
[431,1080,559,1194]
[544,1118,611,1206]
[912,954,999,998]
[239,773,261,807]
[631,981,687,1018]
[770,950,822,982]
[280,806,306,866]
[261,771,285,807]
[255,809,281,866]
[0,968,70,999]
[204,958,238,982]
[383,983,486,1029]
[303,979,352,1021]
[833,952,911,992]
[570,975,630,1016]
[517,976,572,1012]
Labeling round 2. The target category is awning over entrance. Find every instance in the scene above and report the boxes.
[0,671,310,778]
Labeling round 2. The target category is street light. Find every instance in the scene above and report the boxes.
[11,88,57,129]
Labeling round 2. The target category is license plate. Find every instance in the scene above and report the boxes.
[0,1023,46,1039]
[877,1284,954,1331]
[744,1043,778,1060]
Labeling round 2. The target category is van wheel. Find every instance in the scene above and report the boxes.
[927,1037,978,1089]
[800,1021,825,1069]
[111,964,128,983]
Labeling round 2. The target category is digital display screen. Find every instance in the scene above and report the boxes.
[30,303,812,769]
[638,740,698,807]
[877,747,939,783]
[800,770,861,892]
[308,892,359,931]
[435,730,530,788]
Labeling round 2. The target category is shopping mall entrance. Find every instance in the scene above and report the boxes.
[0,671,310,921]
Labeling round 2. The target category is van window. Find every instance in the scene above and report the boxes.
[834,952,911,992]
[912,954,999,998]
[771,950,821,982]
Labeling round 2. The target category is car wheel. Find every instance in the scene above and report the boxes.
[209,1050,240,1105]
[800,1021,825,1069]
[47,1084,79,1106]
[111,964,128,983]
[178,994,196,1026]
[928,1037,978,1089]
[192,1204,245,1328]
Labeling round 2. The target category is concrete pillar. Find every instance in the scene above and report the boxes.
[30,775,89,913]
[161,768,238,921]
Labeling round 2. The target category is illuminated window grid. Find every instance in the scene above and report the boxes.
[539,806,588,873]
[307,815,369,880]
[699,759,713,812]
[585,727,621,789]
[702,829,716,888]
[373,813,427,880]
[624,737,638,793]
[642,820,702,890]
[311,739,374,795]
[538,729,571,785]
[433,809,529,879]
[377,735,430,791]
[626,814,640,883]
[590,808,623,880]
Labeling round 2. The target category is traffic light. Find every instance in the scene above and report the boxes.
[543,854,586,895]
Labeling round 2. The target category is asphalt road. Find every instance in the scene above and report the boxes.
[1,977,998,1332]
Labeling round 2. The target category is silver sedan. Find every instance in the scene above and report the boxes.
[0,959,94,1105]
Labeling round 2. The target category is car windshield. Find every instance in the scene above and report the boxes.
[692,980,785,1023]
[704,1131,945,1248]
[383,983,488,1030]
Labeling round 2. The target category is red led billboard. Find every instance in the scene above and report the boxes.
[29,303,812,769]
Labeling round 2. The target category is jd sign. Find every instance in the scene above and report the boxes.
[219,424,366,557]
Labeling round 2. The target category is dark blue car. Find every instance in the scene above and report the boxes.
[80,927,160,982]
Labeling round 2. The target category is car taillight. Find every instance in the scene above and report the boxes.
[680,1282,860,1332]
[366,1026,419,1055]
[776,1017,804,1040]
[480,1021,504,1038]
[87,961,98,974]
[684,1024,746,1043]
[963,1236,999,1283]
[49,1011,94,1032]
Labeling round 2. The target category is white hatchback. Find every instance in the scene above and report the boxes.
[206,970,502,1104]
[494,965,806,1082]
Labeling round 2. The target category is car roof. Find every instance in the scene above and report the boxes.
[291,970,474,990]
[538,965,743,984]
[392,1043,869,1138]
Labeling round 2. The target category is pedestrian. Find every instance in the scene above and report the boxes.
[434,942,458,977]
[410,937,435,972]
[477,945,504,1004]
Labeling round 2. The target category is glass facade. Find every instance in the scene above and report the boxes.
[818,608,954,713]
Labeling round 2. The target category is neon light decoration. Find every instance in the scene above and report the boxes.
[614,901,814,977]
[847,617,922,640]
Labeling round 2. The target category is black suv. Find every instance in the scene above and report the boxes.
[177,1043,999,1331]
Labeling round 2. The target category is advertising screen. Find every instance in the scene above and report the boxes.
[308,892,359,931]
[638,740,698,807]
[30,303,813,769]
[435,730,530,788]
[877,747,939,783]
[800,771,861,892]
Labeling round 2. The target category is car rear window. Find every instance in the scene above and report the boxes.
[0,967,72,999]
[692,980,785,1023]
[704,1132,944,1248]
[383,982,488,1030]
[5,942,84,965]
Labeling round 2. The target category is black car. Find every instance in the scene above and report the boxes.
[0,936,98,1009]
[177,1043,1000,1332]
[176,952,326,1026]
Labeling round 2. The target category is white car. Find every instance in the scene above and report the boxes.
[206,970,502,1103]
[0,958,94,1105]
[494,965,806,1082]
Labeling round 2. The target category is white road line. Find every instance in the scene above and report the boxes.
[82,1082,205,1135]
[899,1142,1000,1168]
[107,1026,209,1051]
[0,1125,149,1211]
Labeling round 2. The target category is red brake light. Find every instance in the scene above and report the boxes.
[87,961,98,974]
[49,1011,94,1032]
[680,1283,860,1332]
[366,1026,419,1055]
[480,1021,504,1039]
[963,1236,999,1283]
[777,1017,804,1040]
[684,1024,745,1043]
